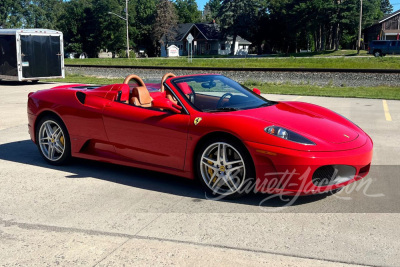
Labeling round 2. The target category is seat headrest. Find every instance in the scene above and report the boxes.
[131,86,152,105]
[177,82,192,95]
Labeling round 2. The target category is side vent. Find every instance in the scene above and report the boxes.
[76,91,86,104]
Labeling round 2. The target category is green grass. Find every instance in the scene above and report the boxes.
[65,55,400,70]
[48,74,400,100]
[49,74,125,85]
[244,80,400,100]
[275,49,369,57]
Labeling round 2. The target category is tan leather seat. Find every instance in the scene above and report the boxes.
[130,86,153,107]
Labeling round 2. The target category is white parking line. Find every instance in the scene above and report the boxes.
[292,96,303,101]
[382,100,392,121]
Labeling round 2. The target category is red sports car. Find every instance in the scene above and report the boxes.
[27,73,373,198]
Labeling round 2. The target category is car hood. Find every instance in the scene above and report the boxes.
[237,102,359,144]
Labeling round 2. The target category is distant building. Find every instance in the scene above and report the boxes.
[364,9,400,45]
[160,22,251,57]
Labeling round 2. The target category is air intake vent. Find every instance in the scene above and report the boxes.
[76,91,86,104]
[312,165,336,186]
[312,165,356,186]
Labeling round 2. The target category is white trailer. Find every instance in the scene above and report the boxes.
[0,29,64,82]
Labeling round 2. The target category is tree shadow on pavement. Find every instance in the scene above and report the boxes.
[0,140,332,208]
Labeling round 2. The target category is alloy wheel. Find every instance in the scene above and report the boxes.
[200,142,246,196]
[38,120,66,161]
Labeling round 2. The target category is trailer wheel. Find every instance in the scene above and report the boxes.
[32,80,39,84]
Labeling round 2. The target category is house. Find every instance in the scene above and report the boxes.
[160,22,252,57]
[364,9,400,45]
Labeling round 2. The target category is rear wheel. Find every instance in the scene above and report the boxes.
[36,115,71,165]
[373,50,382,57]
[196,137,255,199]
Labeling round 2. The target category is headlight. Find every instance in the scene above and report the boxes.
[265,126,315,145]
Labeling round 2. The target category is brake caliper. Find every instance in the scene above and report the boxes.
[207,152,217,183]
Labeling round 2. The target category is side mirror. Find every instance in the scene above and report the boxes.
[253,88,261,95]
[152,97,182,114]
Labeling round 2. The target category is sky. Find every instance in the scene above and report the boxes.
[195,0,400,11]
[195,0,208,10]
[390,0,400,10]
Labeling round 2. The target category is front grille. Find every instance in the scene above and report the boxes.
[312,165,336,186]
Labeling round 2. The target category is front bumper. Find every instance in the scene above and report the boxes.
[245,139,373,196]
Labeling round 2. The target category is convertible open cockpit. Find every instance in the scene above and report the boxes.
[113,73,183,113]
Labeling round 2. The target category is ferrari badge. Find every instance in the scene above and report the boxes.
[194,117,202,125]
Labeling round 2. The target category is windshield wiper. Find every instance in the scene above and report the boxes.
[256,102,275,108]
[207,107,239,112]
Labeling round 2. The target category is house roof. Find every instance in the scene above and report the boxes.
[172,23,193,41]
[379,9,400,23]
[363,9,400,31]
[227,35,252,45]
[194,23,222,40]
[167,23,251,45]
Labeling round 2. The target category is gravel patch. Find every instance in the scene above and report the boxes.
[66,66,400,87]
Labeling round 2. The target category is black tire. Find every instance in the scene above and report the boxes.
[195,137,255,199]
[31,80,39,84]
[35,115,71,165]
[373,50,382,57]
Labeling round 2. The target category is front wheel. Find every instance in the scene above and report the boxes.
[36,115,71,165]
[196,138,255,199]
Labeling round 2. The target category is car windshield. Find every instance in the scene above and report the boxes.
[171,75,275,112]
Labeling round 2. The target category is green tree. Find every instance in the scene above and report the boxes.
[131,0,158,56]
[380,0,393,14]
[175,0,201,23]
[264,0,387,53]
[23,0,64,29]
[153,0,178,54]
[92,0,127,57]
[0,0,17,27]
[57,0,93,54]
[218,0,263,55]
[204,0,221,22]
[1,0,29,28]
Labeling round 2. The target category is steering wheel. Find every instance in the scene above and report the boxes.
[160,73,176,92]
[123,74,146,87]
[216,93,233,108]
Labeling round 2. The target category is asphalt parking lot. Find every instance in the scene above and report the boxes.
[0,81,399,266]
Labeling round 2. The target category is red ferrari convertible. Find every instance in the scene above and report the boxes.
[27,73,373,198]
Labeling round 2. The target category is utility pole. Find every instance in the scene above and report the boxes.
[108,0,129,58]
[125,0,129,58]
[357,0,363,54]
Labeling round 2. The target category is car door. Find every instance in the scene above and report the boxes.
[102,102,190,170]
